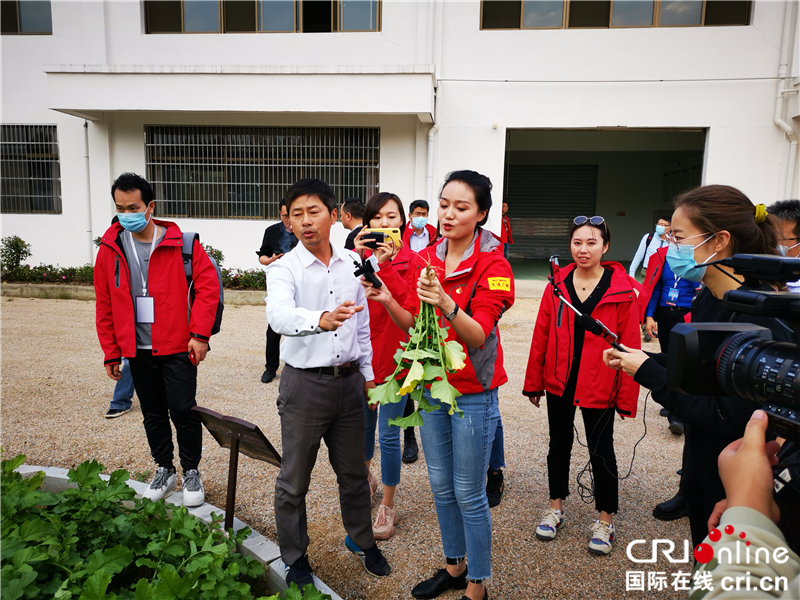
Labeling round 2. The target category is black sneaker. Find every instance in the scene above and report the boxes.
[402,432,419,464]
[411,568,468,599]
[344,536,390,577]
[261,370,276,384]
[105,408,131,419]
[486,469,504,508]
[286,555,314,588]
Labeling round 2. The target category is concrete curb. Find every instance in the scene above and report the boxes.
[15,464,341,599]
[1,284,266,306]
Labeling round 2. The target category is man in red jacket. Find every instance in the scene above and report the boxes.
[94,173,220,507]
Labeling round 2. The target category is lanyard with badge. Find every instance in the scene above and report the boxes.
[126,229,158,324]
[667,273,681,306]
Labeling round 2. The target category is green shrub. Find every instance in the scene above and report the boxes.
[221,268,266,290]
[1,236,32,273]
[0,454,330,600]
[203,244,225,269]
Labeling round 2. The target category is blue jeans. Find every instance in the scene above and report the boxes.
[489,416,505,470]
[110,358,134,410]
[377,395,409,487]
[419,388,499,581]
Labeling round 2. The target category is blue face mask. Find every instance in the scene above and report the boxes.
[665,234,716,282]
[655,225,667,236]
[117,208,152,233]
[412,216,427,229]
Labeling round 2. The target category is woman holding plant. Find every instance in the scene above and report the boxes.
[353,192,418,540]
[363,170,514,600]
[523,217,641,556]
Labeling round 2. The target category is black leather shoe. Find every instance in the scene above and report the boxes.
[653,493,687,521]
[286,555,314,588]
[261,369,276,384]
[403,433,419,464]
[667,417,685,435]
[412,568,468,599]
[486,469,504,508]
[659,408,669,417]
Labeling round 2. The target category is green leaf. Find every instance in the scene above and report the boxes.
[12,547,48,569]
[133,579,154,600]
[19,519,53,543]
[418,393,442,414]
[398,361,424,395]
[283,583,304,600]
[430,379,463,416]
[1,572,38,600]
[154,567,198,598]
[367,377,401,406]
[78,571,113,600]
[401,348,438,361]
[442,340,467,372]
[67,460,104,487]
[422,363,446,381]
[1,538,25,562]
[300,583,333,600]
[86,546,133,577]
[1,454,26,474]
[388,410,425,429]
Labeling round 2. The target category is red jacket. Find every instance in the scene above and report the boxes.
[500,215,513,244]
[404,229,515,395]
[369,244,419,383]
[523,261,641,417]
[402,221,437,250]
[94,220,220,366]
[640,247,667,323]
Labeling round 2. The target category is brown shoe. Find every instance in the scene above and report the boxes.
[373,504,399,540]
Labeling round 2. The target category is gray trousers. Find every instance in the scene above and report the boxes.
[274,364,375,566]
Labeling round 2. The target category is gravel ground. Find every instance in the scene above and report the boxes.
[1,296,692,599]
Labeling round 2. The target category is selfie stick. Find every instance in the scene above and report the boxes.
[548,256,627,353]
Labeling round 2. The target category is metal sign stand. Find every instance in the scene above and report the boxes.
[192,406,281,532]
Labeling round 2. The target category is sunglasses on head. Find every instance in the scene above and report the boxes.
[573,216,605,227]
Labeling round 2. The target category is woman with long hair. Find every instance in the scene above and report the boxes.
[352,192,417,540]
[363,170,514,600]
[603,184,793,549]
[523,217,641,555]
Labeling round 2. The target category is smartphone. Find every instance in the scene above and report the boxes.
[189,349,198,366]
[363,228,401,250]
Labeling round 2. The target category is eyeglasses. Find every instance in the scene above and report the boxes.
[665,232,713,248]
[574,216,605,227]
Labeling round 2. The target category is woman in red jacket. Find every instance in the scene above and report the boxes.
[364,170,514,600]
[353,192,418,541]
[523,216,640,556]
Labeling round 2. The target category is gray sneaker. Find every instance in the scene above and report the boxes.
[143,467,177,501]
[182,469,205,507]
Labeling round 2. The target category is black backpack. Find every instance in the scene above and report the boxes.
[181,232,224,336]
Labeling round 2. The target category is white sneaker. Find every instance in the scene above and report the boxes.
[143,467,177,501]
[535,508,565,541]
[182,469,205,507]
[588,520,615,555]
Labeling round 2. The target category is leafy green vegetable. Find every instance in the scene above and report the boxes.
[0,453,331,600]
[367,266,467,427]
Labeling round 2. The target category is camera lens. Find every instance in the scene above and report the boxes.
[716,333,800,408]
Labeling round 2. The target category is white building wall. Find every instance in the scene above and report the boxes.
[2,0,798,268]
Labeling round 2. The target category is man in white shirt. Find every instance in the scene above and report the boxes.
[402,199,436,252]
[267,178,390,589]
[767,199,800,293]
[629,217,671,278]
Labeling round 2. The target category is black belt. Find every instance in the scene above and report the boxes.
[660,305,690,312]
[297,362,359,377]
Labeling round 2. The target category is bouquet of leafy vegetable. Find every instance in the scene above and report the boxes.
[367,266,468,428]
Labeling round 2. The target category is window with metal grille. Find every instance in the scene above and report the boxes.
[145,126,380,220]
[1,125,62,214]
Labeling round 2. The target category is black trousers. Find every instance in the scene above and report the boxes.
[654,304,691,354]
[128,350,201,472]
[546,391,619,514]
[274,365,374,566]
[682,429,727,549]
[265,325,281,372]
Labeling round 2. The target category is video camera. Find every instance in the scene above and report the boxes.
[666,254,800,442]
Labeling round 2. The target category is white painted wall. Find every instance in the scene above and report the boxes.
[2,0,798,269]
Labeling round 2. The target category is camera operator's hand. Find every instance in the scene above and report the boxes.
[708,499,727,531]
[602,345,649,377]
[718,409,781,524]
[645,317,658,338]
[360,274,392,304]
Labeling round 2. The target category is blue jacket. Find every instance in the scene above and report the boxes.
[645,252,699,318]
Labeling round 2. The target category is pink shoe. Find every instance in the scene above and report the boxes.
[373,504,399,540]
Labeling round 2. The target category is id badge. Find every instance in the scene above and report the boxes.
[668,287,679,304]
[136,296,155,324]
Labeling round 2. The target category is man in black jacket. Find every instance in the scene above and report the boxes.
[257,199,297,383]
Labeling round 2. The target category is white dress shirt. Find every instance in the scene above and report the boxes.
[266,242,374,381]
[630,231,668,276]
[409,227,430,252]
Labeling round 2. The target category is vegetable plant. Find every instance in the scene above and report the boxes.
[367,266,467,427]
